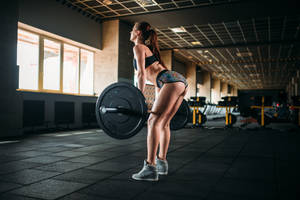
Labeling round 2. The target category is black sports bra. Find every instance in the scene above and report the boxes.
[133,54,158,70]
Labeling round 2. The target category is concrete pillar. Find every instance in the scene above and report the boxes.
[228,85,235,96]
[185,62,196,99]
[291,77,295,97]
[220,81,228,97]
[160,50,172,70]
[173,59,186,76]
[233,87,238,96]
[288,82,292,102]
[0,0,23,137]
[296,70,300,96]
[118,20,134,83]
[94,20,119,96]
[198,71,211,102]
[211,78,221,104]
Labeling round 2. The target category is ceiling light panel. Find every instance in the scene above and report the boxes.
[136,0,157,6]
[236,52,253,57]
[191,41,202,45]
[170,27,187,33]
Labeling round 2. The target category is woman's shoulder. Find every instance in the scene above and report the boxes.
[134,43,147,50]
[133,44,148,55]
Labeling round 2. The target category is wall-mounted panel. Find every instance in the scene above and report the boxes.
[23,100,45,127]
[55,101,75,124]
[19,0,101,49]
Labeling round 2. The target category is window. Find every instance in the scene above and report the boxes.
[63,44,79,93]
[17,28,94,95]
[17,29,39,90]
[80,49,94,95]
[43,39,61,90]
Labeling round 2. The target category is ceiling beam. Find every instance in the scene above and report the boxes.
[197,57,300,65]
[161,40,300,51]
[119,0,299,28]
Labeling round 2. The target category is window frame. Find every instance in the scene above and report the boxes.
[16,27,95,96]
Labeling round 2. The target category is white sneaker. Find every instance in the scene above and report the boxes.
[156,157,168,175]
[132,160,158,181]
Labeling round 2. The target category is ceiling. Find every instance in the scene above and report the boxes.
[58,0,300,90]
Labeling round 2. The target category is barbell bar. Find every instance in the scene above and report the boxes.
[95,82,190,140]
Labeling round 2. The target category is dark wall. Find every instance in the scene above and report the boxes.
[238,89,285,102]
[173,59,186,76]
[228,85,232,94]
[21,91,97,131]
[238,89,285,116]
[19,0,101,49]
[0,0,23,137]
[196,69,204,85]
[118,20,134,83]
[0,0,103,137]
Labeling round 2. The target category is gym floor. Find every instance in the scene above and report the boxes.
[0,120,299,200]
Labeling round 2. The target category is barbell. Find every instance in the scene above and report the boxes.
[95,82,190,140]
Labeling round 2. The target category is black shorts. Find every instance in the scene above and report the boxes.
[156,70,188,89]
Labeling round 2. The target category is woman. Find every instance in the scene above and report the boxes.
[130,22,188,181]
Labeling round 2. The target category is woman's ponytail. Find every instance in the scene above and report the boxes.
[146,29,166,69]
[135,21,167,69]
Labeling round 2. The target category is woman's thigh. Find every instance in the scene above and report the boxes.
[150,82,185,122]
[164,87,188,125]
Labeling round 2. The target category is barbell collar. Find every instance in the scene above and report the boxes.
[100,106,144,116]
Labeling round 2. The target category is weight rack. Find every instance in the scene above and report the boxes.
[217,96,238,128]
[250,96,273,127]
[188,96,207,128]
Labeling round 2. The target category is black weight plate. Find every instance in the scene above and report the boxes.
[170,99,190,130]
[229,114,237,125]
[95,82,148,139]
[226,113,237,127]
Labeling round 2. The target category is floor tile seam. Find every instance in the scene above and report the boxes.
[220,176,275,184]
[56,167,140,200]
[2,142,172,177]
[71,143,145,154]
[0,161,51,176]
[206,190,275,199]
[0,169,65,187]
[16,156,85,168]
[32,146,149,186]
[168,133,232,172]
[1,192,44,200]
[0,133,97,147]
[167,132,224,155]
[0,150,51,158]
[5,168,131,200]
[134,189,208,199]
[202,132,252,200]
[234,155,274,160]
[130,133,230,200]
[16,144,145,176]
[18,143,139,167]
[272,135,281,200]
[130,182,207,200]
[0,180,25,195]
[56,192,123,200]
[0,183,44,199]
[0,153,132,185]
[29,157,136,181]
[77,146,146,165]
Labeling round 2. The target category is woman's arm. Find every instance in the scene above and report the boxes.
[155,87,160,99]
[133,45,146,93]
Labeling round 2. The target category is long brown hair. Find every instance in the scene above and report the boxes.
[135,21,167,69]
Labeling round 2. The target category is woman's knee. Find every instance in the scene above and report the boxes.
[147,113,162,128]
[162,121,170,130]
